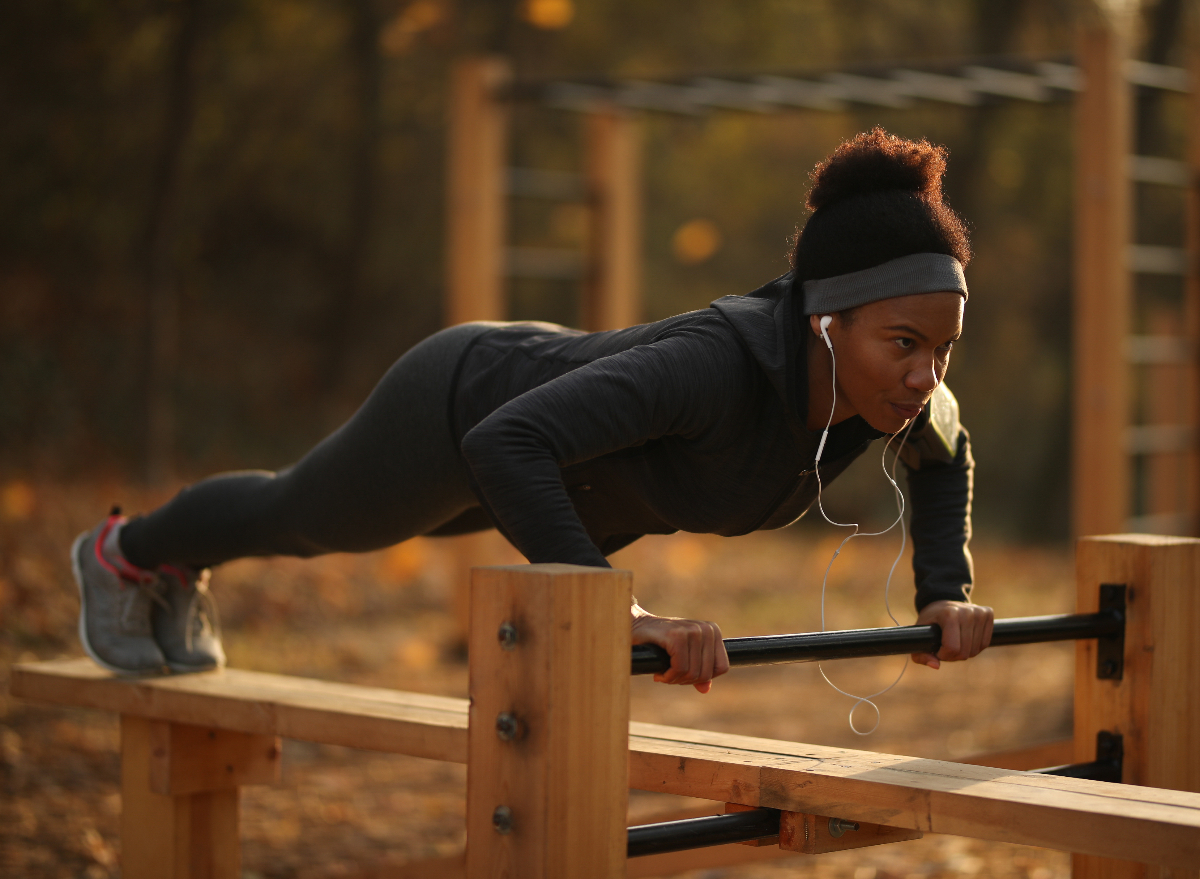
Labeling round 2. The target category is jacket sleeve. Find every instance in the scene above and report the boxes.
[902,384,975,611]
[459,329,747,567]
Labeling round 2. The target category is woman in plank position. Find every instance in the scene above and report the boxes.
[73,127,993,686]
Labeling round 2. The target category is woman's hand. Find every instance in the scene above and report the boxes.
[631,603,730,693]
[911,600,994,669]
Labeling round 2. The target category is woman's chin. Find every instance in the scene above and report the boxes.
[865,411,912,434]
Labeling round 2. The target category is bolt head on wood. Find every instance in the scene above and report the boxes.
[495,711,520,741]
[492,804,514,834]
[828,817,860,838]
[497,621,519,650]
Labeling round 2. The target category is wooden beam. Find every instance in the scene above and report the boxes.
[445,56,510,326]
[1073,534,1200,877]
[147,722,279,796]
[465,564,631,878]
[584,106,642,331]
[16,658,1200,866]
[10,659,469,762]
[1072,0,1135,536]
[626,721,1200,868]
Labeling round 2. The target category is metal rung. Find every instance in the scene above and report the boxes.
[1128,244,1189,275]
[505,247,585,280]
[892,69,982,105]
[1126,60,1191,93]
[1125,512,1197,535]
[1128,155,1190,187]
[1125,335,1195,364]
[506,168,586,201]
[963,65,1050,101]
[754,75,847,111]
[1125,424,1197,455]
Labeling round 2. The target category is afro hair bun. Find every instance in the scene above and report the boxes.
[806,127,948,212]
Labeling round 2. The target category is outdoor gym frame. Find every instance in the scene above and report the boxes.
[443,3,1200,548]
[10,534,1200,878]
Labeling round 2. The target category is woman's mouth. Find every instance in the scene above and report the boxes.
[889,401,924,420]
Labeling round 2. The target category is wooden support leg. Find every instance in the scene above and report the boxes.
[1073,536,1200,879]
[120,715,280,879]
[465,564,631,878]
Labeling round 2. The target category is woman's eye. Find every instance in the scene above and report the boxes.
[938,341,955,354]
[895,338,914,350]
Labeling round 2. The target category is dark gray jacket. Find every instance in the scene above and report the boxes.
[452,272,973,610]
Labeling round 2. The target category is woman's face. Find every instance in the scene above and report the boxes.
[811,291,964,434]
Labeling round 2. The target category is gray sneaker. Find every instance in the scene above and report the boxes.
[72,512,168,675]
[153,564,225,673]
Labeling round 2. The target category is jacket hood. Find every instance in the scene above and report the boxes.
[710,272,807,432]
[711,272,896,446]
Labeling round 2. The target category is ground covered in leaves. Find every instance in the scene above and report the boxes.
[1,478,1077,878]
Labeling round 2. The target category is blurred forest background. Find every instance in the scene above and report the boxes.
[3,0,1190,542]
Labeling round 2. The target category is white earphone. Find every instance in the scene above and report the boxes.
[810,311,918,735]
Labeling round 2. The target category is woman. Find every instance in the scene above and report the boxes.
[73,127,994,686]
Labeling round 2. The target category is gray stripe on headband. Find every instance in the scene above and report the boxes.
[801,253,968,315]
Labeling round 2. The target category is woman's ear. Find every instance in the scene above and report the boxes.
[808,314,826,337]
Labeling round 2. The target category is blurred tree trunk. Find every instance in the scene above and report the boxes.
[320,0,383,393]
[142,0,205,484]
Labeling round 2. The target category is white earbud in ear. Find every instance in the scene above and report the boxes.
[819,315,834,350]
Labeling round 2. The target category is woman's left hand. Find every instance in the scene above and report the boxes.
[911,600,993,669]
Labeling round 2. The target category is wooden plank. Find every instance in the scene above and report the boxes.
[626,721,1200,868]
[11,659,469,762]
[17,658,1200,866]
[1074,535,1200,878]
[1072,0,1134,536]
[465,564,631,878]
[584,106,642,331]
[148,722,280,796]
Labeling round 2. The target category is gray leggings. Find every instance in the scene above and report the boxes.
[120,323,499,570]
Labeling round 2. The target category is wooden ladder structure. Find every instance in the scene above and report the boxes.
[1073,2,1200,538]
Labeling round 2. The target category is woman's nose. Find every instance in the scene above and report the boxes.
[906,360,939,392]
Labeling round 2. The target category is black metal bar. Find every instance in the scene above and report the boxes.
[1032,731,1123,784]
[627,809,781,858]
[631,611,1124,676]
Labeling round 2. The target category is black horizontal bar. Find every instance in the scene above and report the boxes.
[1033,760,1122,784]
[627,809,781,858]
[631,611,1123,676]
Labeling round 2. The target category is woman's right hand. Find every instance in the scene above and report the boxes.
[631,604,730,693]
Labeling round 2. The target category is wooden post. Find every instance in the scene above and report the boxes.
[445,56,510,326]
[444,55,511,641]
[584,107,642,332]
[1188,38,1200,536]
[465,564,631,878]
[1073,2,1135,536]
[1073,535,1200,878]
[121,716,280,879]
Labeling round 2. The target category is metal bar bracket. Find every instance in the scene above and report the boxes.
[1097,584,1126,680]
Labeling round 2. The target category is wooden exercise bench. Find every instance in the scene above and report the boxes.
[12,543,1200,878]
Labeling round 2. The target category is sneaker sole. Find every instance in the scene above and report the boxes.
[71,531,166,678]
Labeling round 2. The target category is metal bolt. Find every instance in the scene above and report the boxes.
[498,622,519,650]
[492,805,514,835]
[1102,659,1119,677]
[496,711,520,741]
[827,817,860,838]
